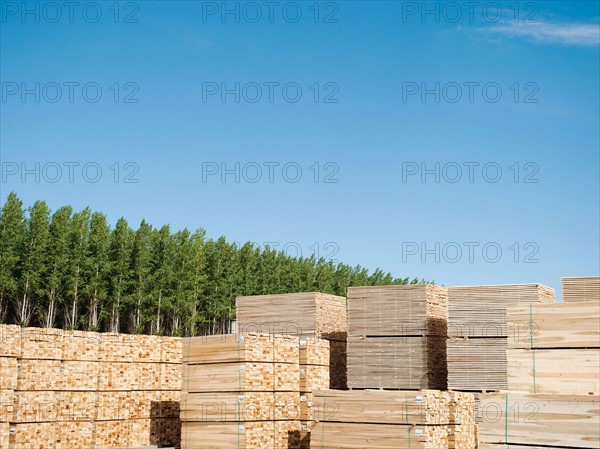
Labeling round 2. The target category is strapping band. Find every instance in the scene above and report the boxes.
[529,304,537,393]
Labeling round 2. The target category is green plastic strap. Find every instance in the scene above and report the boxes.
[529,304,537,393]
[321,390,327,449]
[505,394,509,448]
[407,426,411,449]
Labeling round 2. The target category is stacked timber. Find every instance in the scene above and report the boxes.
[0,325,182,449]
[507,302,600,396]
[447,284,554,392]
[310,389,476,449]
[0,325,20,449]
[562,276,600,302]
[347,285,448,390]
[236,292,348,389]
[477,393,600,448]
[181,333,309,449]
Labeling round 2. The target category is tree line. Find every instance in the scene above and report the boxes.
[0,192,428,336]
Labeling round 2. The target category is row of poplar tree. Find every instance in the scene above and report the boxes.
[0,192,426,336]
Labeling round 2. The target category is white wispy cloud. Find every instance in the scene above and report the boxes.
[484,21,600,47]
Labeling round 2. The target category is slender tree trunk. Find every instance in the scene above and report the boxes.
[44,288,57,328]
[155,291,162,335]
[17,277,32,326]
[70,266,80,329]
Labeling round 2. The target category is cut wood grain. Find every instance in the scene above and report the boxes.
[508,348,599,396]
[181,421,275,449]
[477,393,600,448]
[507,302,600,349]
[312,389,475,425]
[309,422,449,449]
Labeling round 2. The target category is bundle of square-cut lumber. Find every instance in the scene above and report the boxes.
[447,284,554,392]
[506,302,600,395]
[562,276,600,302]
[0,324,182,449]
[181,333,330,449]
[236,292,347,390]
[309,389,476,449]
[347,284,448,390]
[477,393,600,448]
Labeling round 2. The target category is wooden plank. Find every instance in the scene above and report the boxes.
[0,357,17,391]
[312,389,474,425]
[507,302,600,349]
[347,285,448,337]
[562,276,600,302]
[0,325,21,358]
[183,333,299,365]
[477,393,600,448]
[348,336,446,390]
[236,292,348,340]
[507,348,599,395]
[309,422,449,449]
[447,338,507,391]
[181,421,274,449]
[448,284,554,337]
[183,362,275,393]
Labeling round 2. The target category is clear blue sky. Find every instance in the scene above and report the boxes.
[1,1,599,297]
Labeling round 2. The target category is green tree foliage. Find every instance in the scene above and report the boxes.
[0,193,429,335]
[41,206,72,328]
[0,193,26,322]
[16,200,50,326]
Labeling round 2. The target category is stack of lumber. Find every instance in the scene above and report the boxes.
[0,324,182,449]
[0,325,20,449]
[347,285,448,390]
[181,333,318,449]
[309,389,476,449]
[447,284,554,392]
[477,393,600,448]
[236,292,348,389]
[507,302,599,396]
[562,276,600,302]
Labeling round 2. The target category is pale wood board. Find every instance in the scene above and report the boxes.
[477,393,600,448]
[448,284,554,337]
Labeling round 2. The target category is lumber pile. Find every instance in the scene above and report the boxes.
[562,276,600,302]
[447,284,554,391]
[477,393,600,448]
[347,285,448,390]
[0,324,182,449]
[507,302,600,396]
[236,292,348,389]
[181,333,330,449]
[309,389,476,449]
